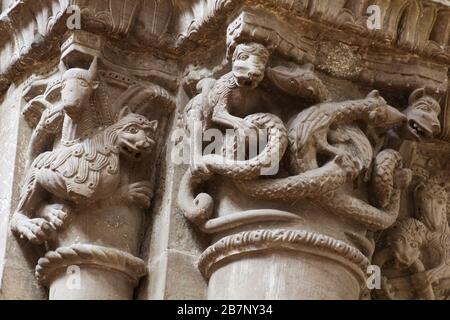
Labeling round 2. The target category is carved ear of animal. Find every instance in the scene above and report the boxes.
[59,60,68,74]
[408,88,426,105]
[265,43,276,56]
[149,120,159,132]
[87,56,99,81]
[92,81,100,90]
[118,106,132,119]
[367,90,381,98]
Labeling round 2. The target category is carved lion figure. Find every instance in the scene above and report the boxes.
[11,107,158,245]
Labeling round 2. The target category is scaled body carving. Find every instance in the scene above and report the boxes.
[11,107,157,244]
[235,91,407,206]
[179,41,333,227]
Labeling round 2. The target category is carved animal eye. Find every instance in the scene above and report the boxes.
[127,126,139,134]
[79,80,89,87]
[239,53,249,61]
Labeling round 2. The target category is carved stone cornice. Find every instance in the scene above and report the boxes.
[198,229,370,286]
[2,0,449,96]
[0,0,70,94]
[224,7,449,94]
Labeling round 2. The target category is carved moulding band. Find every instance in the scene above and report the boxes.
[226,8,448,95]
[226,9,315,63]
[198,229,370,288]
[35,244,147,287]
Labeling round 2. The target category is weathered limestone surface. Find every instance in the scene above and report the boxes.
[0,0,449,300]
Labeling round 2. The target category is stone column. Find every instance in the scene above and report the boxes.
[1,0,450,301]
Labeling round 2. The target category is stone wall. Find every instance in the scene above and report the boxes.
[0,0,449,300]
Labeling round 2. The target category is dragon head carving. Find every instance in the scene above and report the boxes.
[401,88,441,142]
[114,107,158,160]
[232,42,270,89]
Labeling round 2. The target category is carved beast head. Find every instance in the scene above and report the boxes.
[112,107,158,160]
[414,180,448,232]
[401,88,441,141]
[386,218,427,267]
[232,42,270,89]
[60,57,100,122]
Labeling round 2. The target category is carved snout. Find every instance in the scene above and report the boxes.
[135,139,154,152]
[382,106,407,127]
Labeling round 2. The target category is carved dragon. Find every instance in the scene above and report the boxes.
[179,42,332,228]
[11,108,158,244]
[234,91,407,203]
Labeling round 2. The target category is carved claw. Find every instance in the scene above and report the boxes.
[40,204,72,231]
[12,217,56,245]
[411,271,433,291]
[119,181,153,209]
[190,159,212,180]
[423,265,446,286]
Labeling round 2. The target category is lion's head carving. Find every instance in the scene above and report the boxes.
[112,107,158,160]
[231,42,270,89]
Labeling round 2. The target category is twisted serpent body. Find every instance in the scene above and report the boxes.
[178,112,288,226]
[201,112,288,180]
[318,150,404,231]
[234,156,357,201]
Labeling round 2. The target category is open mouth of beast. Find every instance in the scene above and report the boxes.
[407,119,433,141]
[236,77,257,88]
[121,143,149,160]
